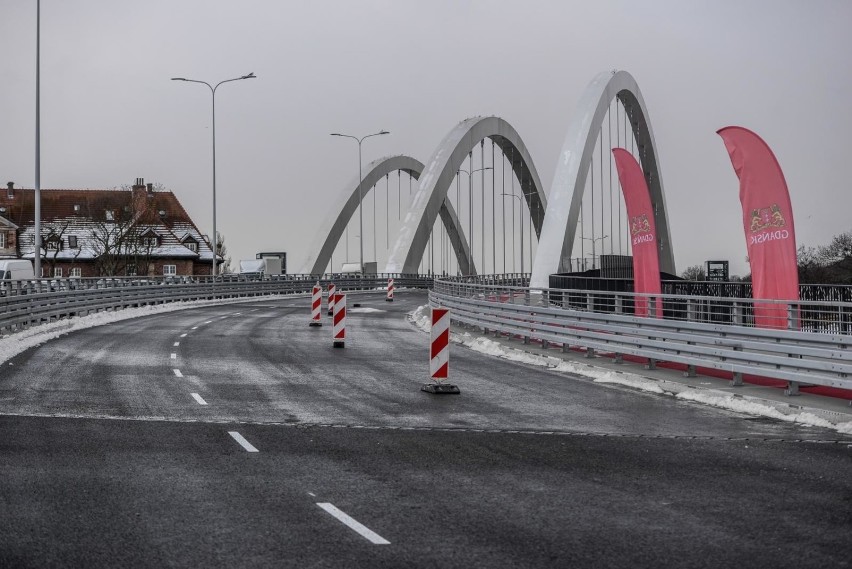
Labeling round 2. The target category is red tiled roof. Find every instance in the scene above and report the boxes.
[0,187,200,234]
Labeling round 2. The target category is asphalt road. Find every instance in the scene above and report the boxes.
[0,292,850,568]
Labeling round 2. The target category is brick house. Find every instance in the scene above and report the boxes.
[0,179,219,277]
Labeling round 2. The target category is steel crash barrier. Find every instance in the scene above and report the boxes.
[0,274,433,334]
[430,277,852,394]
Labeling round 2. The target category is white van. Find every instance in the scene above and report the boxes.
[0,259,35,296]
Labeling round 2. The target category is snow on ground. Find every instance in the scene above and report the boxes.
[0,294,296,367]
[349,307,385,314]
[409,305,852,435]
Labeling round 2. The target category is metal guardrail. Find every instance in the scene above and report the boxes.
[430,278,852,393]
[0,273,433,334]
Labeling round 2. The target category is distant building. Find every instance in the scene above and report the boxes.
[0,179,218,277]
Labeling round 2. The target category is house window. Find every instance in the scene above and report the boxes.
[53,267,62,278]
[185,241,198,253]
[68,235,78,248]
[0,232,6,248]
[126,264,138,276]
[70,268,82,278]
[143,236,159,248]
[105,210,115,221]
[46,239,61,251]
[163,265,176,276]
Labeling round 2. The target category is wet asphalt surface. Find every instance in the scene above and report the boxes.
[0,292,850,568]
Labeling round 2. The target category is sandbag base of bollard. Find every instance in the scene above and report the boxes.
[353,303,362,308]
[333,340,345,348]
[385,298,394,302]
[309,321,323,327]
[421,383,460,394]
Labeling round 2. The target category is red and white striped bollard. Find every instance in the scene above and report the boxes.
[327,283,336,315]
[309,284,323,327]
[332,292,346,348]
[422,306,459,394]
[386,277,394,302]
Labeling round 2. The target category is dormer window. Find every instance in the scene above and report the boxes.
[105,210,115,221]
[140,229,159,248]
[45,238,61,251]
[182,236,199,253]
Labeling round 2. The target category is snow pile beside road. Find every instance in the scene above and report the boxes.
[0,294,293,366]
[409,305,852,434]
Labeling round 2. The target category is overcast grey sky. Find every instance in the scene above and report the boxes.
[1,0,850,277]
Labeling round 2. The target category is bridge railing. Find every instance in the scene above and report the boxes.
[0,273,433,334]
[430,277,852,393]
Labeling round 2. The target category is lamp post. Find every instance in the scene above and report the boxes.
[171,72,256,277]
[581,235,609,270]
[501,193,524,275]
[34,0,41,278]
[330,130,390,274]
[457,166,492,274]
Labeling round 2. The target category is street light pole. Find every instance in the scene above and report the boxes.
[581,235,609,269]
[34,0,41,278]
[457,166,492,275]
[330,130,390,274]
[172,72,256,277]
[501,193,524,275]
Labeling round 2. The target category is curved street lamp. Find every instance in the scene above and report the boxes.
[501,193,524,275]
[458,166,492,275]
[330,130,390,274]
[171,72,256,277]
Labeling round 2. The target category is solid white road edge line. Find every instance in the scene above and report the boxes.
[316,503,390,545]
[228,431,259,452]
[173,369,183,378]
[191,393,208,405]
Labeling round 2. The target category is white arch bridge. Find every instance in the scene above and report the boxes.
[301,70,675,288]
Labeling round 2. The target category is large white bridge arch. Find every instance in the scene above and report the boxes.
[385,116,547,275]
[300,155,476,275]
[530,70,675,288]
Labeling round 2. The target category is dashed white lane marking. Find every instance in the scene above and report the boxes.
[308,492,316,497]
[170,353,177,360]
[191,393,208,405]
[316,503,390,545]
[204,320,213,324]
[173,369,183,378]
[191,326,198,330]
[180,333,188,338]
[228,431,259,452]
[173,342,180,347]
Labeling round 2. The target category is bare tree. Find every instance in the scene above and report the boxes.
[85,192,156,276]
[680,265,706,281]
[216,231,233,274]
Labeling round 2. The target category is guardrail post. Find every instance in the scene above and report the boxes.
[687,299,697,322]
[646,358,656,370]
[586,292,594,313]
[615,295,623,315]
[732,302,742,326]
[730,345,743,386]
[785,381,799,396]
[787,303,800,331]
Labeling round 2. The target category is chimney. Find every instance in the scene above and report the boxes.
[6,182,14,199]
[131,177,146,202]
